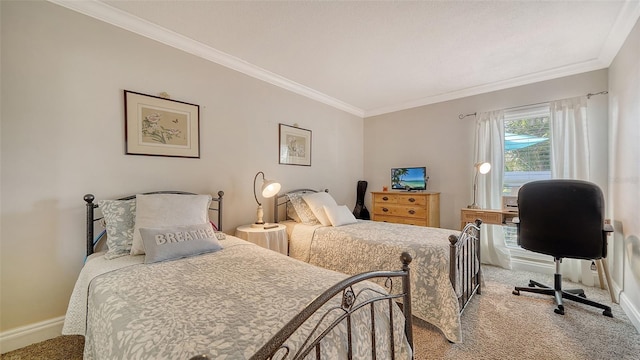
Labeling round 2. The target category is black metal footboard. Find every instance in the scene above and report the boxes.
[252,252,413,360]
[448,219,482,313]
[189,252,413,360]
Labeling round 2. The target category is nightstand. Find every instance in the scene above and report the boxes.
[235,224,288,255]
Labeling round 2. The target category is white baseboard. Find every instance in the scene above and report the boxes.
[619,292,640,334]
[510,257,554,274]
[0,316,64,354]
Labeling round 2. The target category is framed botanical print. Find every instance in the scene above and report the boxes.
[279,124,311,166]
[124,90,200,158]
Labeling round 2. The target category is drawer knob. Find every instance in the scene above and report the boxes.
[408,210,416,215]
[382,207,389,212]
[382,196,389,201]
[408,198,416,203]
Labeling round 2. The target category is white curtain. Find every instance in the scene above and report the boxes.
[474,110,512,269]
[550,96,591,283]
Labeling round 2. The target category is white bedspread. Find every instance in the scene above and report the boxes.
[287,220,464,343]
[63,235,411,359]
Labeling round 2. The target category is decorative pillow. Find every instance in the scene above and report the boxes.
[324,205,358,227]
[286,204,301,222]
[131,194,212,255]
[303,192,338,226]
[287,192,319,225]
[139,223,223,263]
[98,199,136,259]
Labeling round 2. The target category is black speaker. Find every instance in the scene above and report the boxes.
[353,180,370,220]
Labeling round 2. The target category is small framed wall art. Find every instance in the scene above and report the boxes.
[124,90,200,158]
[279,123,311,166]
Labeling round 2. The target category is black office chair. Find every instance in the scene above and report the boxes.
[511,179,613,317]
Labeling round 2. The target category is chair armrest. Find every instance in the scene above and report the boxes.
[603,223,613,233]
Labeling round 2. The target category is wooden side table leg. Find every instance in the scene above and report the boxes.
[595,260,606,290]
[596,258,617,304]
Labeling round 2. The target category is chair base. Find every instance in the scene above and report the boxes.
[513,276,613,317]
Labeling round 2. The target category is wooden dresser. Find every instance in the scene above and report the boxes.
[371,191,440,227]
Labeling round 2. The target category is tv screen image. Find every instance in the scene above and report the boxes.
[391,167,428,190]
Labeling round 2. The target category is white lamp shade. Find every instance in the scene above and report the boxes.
[477,162,491,175]
[261,180,281,198]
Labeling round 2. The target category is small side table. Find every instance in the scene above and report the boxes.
[235,224,288,255]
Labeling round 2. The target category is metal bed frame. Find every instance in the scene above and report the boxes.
[84,190,224,257]
[274,188,482,314]
[83,191,415,359]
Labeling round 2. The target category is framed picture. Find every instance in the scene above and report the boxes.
[279,124,311,166]
[124,90,200,158]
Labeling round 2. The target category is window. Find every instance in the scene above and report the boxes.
[503,104,551,248]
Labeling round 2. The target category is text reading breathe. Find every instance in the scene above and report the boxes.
[155,227,215,245]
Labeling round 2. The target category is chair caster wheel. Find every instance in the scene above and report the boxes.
[554,307,565,315]
[603,310,613,318]
[512,290,520,296]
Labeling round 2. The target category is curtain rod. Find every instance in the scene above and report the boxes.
[457,90,608,119]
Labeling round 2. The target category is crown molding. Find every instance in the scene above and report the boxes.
[365,1,640,118]
[598,0,640,66]
[48,0,638,119]
[364,58,609,117]
[48,0,365,118]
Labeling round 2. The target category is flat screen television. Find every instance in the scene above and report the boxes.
[391,167,428,191]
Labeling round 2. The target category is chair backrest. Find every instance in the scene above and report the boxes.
[517,179,607,260]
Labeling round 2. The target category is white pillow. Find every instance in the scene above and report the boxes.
[324,205,358,226]
[139,223,223,263]
[131,194,212,255]
[303,192,338,226]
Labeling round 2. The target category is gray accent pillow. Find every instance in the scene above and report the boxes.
[286,204,301,222]
[131,194,212,255]
[98,199,136,259]
[139,223,223,264]
[287,192,319,225]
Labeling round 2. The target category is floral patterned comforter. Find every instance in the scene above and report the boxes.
[64,236,411,360]
[288,220,464,343]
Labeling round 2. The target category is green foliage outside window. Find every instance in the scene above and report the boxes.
[504,117,551,172]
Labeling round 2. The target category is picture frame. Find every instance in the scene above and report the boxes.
[279,124,312,166]
[124,90,200,158]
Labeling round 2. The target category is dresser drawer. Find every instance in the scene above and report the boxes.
[398,218,428,226]
[374,214,399,223]
[398,194,427,206]
[373,193,398,204]
[462,210,502,224]
[373,204,425,218]
[374,215,427,227]
[373,204,397,216]
[395,206,427,219]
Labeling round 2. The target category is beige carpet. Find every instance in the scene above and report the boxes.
[2,265,639,359]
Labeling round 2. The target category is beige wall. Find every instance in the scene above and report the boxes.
[608,18,640,329]
[0,1,363,334]
[364,22,639,327]
[2,0,639,345]
[364,70,609,230]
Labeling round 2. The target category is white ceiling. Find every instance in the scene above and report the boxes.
[51,0,640,117]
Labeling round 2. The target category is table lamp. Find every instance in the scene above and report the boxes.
[467,162,491,209]
[253,171,281,228]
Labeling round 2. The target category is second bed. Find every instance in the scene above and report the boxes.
[274,189,482,343]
